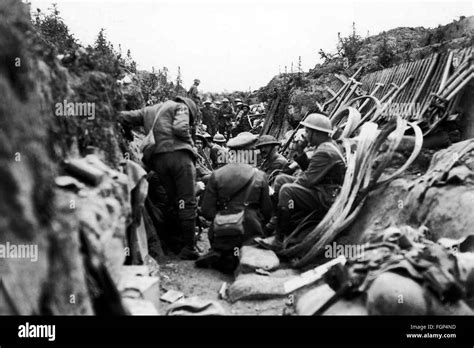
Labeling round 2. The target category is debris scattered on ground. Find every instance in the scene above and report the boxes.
[119,269,160,311]
[218,282,229,300]
[160,290,185,304]
[166,297,226,316]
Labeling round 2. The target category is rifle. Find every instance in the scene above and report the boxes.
[279,110,310,154]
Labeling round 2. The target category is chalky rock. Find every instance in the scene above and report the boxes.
[238,246,280,274]
[367,272,428,315]
[296,283,335,315]
[228,269,298,303]
[122,298,158,315]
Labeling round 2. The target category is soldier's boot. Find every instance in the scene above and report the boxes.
[177,218,200,261]
[275,207,292,242]
[263,215,278,236]
[256,208,292,251]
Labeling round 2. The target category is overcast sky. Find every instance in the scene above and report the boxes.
[28,0,473,92]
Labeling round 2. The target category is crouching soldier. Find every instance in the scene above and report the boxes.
[196,132,272,273]
[255,134,288,183]
[267,114,346,249]
[209,133,228,169]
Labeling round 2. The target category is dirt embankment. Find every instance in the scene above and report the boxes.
[0,0,132,314]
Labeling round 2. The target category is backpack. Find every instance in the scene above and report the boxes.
[140,114,159,168]
[211,170,257,251]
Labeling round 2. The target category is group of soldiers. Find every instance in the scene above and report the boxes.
[188,78,261,140]
[118,81,346,273]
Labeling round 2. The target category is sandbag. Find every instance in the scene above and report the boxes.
[228,269,298,303]
[238,246,280,274]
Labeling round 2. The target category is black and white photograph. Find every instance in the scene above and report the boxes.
[0,0,473,345]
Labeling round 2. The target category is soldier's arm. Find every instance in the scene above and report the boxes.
[294,151,334,188]
[268,157,289,173]
[118,108,146,128]
[172,105,193,142]
[293,152,310,170]
[201,174,218,220]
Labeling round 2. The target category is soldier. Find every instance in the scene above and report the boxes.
[233,103,252,136]
[234,99,243,114]
[197,132,272,273]
[119,97,201,260]
[268,114,346,248]
[209,133,227,169]
[213,100,222,112]
[201,99,217,136]
[195,131,213,174]
[187,78,201,106]
[255,135,288,181]
[218,98,234,139]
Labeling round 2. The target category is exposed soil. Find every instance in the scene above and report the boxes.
[157,231,290,315]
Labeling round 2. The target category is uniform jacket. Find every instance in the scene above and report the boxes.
[201,163,272,240]
[259,151,289,176]
[119,98,197,156]
[218,105,234,125]
[201,106,216,125]
[119,103,163,133]
[294,140,346,189]
[187,85,200,104]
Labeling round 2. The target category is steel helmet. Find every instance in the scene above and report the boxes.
[213,133,226,143]
[234,98,242,103]
[300,113,332,133]
[194,78,200,84]
[222,98,230,103]
[236,102,243,106]
[203,99,212,104]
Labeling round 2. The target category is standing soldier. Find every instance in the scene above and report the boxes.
[119,97,201,260]
[218,98,234,140]
[201,99,217,136]
[234,98,243,114]
[233,103,252,136]
[188,78,201,106]
[213,100,222,112]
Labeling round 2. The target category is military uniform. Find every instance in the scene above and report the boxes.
[218,104,234,138]
[232,110,252,136]
[201,163,273,245]
[119,97,200,259]
[187,84,200,106]
[274,140,346,228]
[201,106,217,136]
[259,151,288,177]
